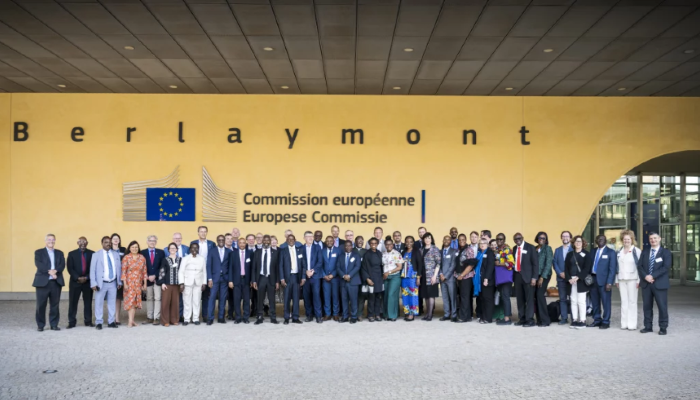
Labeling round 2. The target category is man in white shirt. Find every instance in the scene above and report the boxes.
[253,235,279,324]
[90,236,122,330]
[365,227,386,252]
[280,234,305,324]
[33,233,66,331]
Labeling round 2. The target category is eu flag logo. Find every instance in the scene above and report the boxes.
[146,188,195,221]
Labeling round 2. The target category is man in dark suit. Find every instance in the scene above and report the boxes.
[34,234,66,331]
[354,236,368,321]
[302,231,324,323]
[253,235,279,324]
[553,231,573,325]
[322,235,342,321]
[338,241,361,323]
[279,234,306,324]
[228,237,253,324]
[142,234,166,324]
[638,231,671,335]
[206,235,232,324]
[512,233,539,327]
[66,237,94,328]
[393,231,405,253]
[191,226,215,323]
[588,235,618,329]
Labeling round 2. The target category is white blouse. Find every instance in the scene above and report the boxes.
[382,249,404,275]
[616,247,641,283]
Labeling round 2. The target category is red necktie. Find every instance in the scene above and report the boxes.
[81,252,86,275]
[150,249,154,265]
[516,247,521,272]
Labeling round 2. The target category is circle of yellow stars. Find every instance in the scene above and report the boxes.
[158,192,184,218]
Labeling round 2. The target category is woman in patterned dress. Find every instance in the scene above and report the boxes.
[381,238,404,321]
[494,233,516,326]
[420,232,442,321]
[158,242,182,327]
[121,240,147,328]
[400,236,422,321]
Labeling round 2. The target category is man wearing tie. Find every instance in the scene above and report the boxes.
[588,235,618,329]
[253,235,279,324]
[449,227,459,250]
[553,231,573,325]
[279,234,305,324]
[90,236,122,330]
[302,231,324,323]
[512,233,539,327]
[393,231,405,253]
[34,234,66,331]
[226,228,240,320]
[439,235,459,322]
[322,236,342,321]
[338,241,361,323]
[228,237,252,324]
[67,237,94,328]
[142,235,166,325]
[207,235,232,325]
[638,232,671,335]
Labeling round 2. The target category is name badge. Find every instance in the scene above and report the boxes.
[522,250,528,254]
[655,257,663,262]
[445,255,451,259]
[580,253,585,257]
[245,258,250,262]
[602,255,608,259]
[331,254,337,258]
[297,254,303,258]
[350,257,355,262]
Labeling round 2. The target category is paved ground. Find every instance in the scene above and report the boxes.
[1,286,699,399]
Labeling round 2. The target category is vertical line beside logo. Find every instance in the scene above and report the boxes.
[421,190,426,223]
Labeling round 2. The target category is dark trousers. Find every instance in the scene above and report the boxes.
[514,272,535,323]
[534,275,551,325]
[303,277,322,318]
[590,281,612,325]
[357,286,368,318]
[179,292,184,317]
[457,278,473,321]
[283,276,300,320]
[226,286,235,318]
[250,286,258,315]
[498,282,512,318]
[36,280,61,329]
[208,279,228,321]
[367,291,383,318]
[256,276,276,318]
[642,284,668,329]
[556,277,569,321]
[480,284,495,322]
[68,280,93,325]
[323,277,340,317]
[341,281,358,319]
[233,283,250,321]
[201,285,210,320]
[160,284,180,325]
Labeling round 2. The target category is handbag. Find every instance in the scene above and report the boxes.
[573,253,594,286]
[495,266,513,286]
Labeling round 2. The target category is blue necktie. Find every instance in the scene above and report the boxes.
[443,249,447,259]
[649,249,656,275]
[593,248,602,274]
[107,252,114,280]
[346,254,349,274]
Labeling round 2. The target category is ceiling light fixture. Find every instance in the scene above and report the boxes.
[169,85,177,89]
[403,48,413,52]
[263,47,274,51]
[57,84,66,88]
[684,49,695,54]
[505,87,513,91]
[392,86,401,90]
[617,87,626,91]
[281,86,289,89]
[543,48,554,53]
[124,46,134,50]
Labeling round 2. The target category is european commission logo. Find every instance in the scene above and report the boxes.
[146,188,195,221]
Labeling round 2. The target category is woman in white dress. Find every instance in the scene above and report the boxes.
[178,243,207,325]
[616,230,641,331]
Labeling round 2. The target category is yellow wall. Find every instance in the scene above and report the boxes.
[3,93,700,292]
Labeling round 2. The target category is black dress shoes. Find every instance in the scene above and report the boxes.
[522,321,536,327]
[254,318,264,325]
[439,316,451,321]
[292,319,303,324]
[66,324,76,329]
[243,319,250,324]
[207,320,213,326]
[339,318,348,323]
[218,318,227,324]
[179,317,184,323]
[194,321,201,325]
[659,328,667,335]
[50,326,61,331]
[37,327,44,332]
[349,319,357,324]
[85,322,95,327]
[182,321,189,326]
[497,320,512,326]
[514,320,524,326]
[284,319,290,325]
[587,322,601,328]
[451,318,458,322]
[305,316,314,322]
[234,320,241,324]
[316,317,323,324]
[107,322,118,328]
[95,324,102,330]
[599,324,610,330]
[270,319,279,324]
[640,327,653,333]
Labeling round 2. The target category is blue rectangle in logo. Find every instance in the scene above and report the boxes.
[146,188,195,221]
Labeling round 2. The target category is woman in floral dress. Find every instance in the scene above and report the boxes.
[121,240,148,328]
[401,236,423,321]
[494,233,516,325]
[419,232,442,321]
[381,239,404,321]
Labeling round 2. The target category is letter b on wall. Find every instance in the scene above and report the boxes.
[14,122,28,141]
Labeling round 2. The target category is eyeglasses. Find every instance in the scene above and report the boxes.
[538,237,546,241]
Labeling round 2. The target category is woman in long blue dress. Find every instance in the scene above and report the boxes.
[401,236,423,321]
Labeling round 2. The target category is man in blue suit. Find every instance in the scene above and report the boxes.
[90,236,122,330]
[279,234,306,324]
[206,235,232,325]
[553,231,573,325]
[588,235,618,329]
[338,241,361,323]
[142,234,165,325]
[302,231,324,323]
[228,237,253,324]
[321,235,342,321]
[191,226,215,323]
[165,232,188,322]
[638,232,672,335]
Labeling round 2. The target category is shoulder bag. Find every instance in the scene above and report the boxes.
[573,252,594,286]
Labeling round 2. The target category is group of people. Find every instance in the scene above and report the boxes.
[33,225,672,335]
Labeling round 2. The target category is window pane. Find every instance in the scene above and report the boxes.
[627,175,638,201]
[582,211,595,252]
[599,204,626,227]
[642,199,659,247]
[643,176,660,199]
[661,176,681,196]
[660,195,681,223]
[687,176,699,194]
[600,228,624,250]
[688,253,700,282]
[661,225,681,252]
[688,194,700,223]
[642,176,660,183]
[670,252,681,279]
[688,223,700,252]
[600,177,627,203]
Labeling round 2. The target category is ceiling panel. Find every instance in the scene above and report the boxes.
[436,79,470,95]
[61,4,130,35]
[547,5,611,37]
[316,5,355,37]
[432,6,482,37]
[409,79,441,95]
[423,37,465,60]
[490,37,539,61]
[509,6,569,37]
[545,79,587,96]
[231,5,280,36]
[356,36,392,60]
[324,59,354,79]
[470,6,526,37]
[148,3,205,35]
[584,6,653,37]
[273,5,318,36]
[415,60,452,80]
[226,59,266,79]
[357,5,398,36]
[456,37,502,61]
[394,6,441,37]
[189,4,243,36]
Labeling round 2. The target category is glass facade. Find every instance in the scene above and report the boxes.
[598,174,699,284]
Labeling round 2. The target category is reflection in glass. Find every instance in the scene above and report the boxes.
[687,253,700,282]
[600,177,627,204]
[661,225,681,252]
[642,200,659,247]
[661,176,681,196]
[687,223,700,252]
[688,194,700,223]
[643,183,660,199]
[599,204,626,227]
[670,252,680,280]
[660,196,681,223]
[627,176,638,201]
